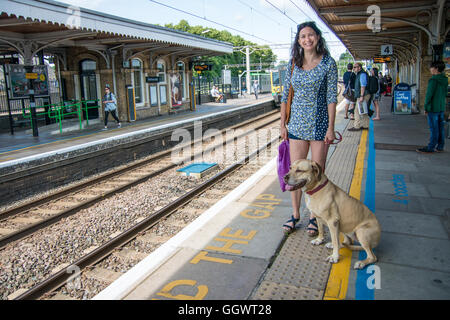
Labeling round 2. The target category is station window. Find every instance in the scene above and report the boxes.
[157,60,166,83]
[159,85,167,105]
[131,58,143,104]
[81,60,96,71]
[149,85,158,107]
[80,59,97,102]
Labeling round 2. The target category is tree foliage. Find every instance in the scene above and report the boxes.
[164,20,277,78]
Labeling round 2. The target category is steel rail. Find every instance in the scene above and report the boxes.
[0,109,279,222]
[0,112,280,249]
[15,135,280,300]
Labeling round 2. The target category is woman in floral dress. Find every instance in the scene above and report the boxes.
[280,21,338,235]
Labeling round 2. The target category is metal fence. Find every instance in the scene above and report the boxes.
[194,75,272,96]
[194,76,240,96]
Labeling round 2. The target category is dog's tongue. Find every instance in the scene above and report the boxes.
[286,184,301,191]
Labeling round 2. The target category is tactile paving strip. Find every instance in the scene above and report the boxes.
[253,281,323,300]
[251,225,331,300]
[264,257,330,290]
[251,124,361,300]
[278,231,331,263]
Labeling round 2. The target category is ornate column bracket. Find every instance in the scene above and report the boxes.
[90,48,111,69]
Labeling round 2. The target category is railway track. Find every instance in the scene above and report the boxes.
[0,111,279,249]
[0,113,281,300]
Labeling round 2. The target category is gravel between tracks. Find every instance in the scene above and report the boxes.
[0,136,277,300]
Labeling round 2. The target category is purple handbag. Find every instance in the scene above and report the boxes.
[277,140,291,192]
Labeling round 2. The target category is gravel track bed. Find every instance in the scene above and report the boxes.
[0,122,278,300]
[48,157,272,300]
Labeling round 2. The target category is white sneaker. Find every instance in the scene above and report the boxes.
[103,126,107,130]
[117,123,121,128]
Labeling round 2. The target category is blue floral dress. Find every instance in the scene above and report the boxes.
[281,54,338,141]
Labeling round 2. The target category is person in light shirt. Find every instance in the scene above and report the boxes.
[210,86,223,102]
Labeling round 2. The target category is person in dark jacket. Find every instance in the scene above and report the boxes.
[416,61,448,153]
[342,63,356,119]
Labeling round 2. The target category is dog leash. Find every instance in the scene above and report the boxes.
[327,131,343,145]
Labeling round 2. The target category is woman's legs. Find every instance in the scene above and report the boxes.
[282,138,330,234]
[373,100,380,120]
[282,139,309,232]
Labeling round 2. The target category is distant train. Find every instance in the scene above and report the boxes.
[269,64,287,107]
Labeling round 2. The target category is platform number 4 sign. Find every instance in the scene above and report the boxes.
[381,45,393,56]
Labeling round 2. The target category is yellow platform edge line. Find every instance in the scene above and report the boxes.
[324,130,368,300]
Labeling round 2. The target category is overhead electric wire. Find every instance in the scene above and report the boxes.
[148,0,275,44]
[264,0,298,25]
[235,0,290,29]
[288,0,315,22]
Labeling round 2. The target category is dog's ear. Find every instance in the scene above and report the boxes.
[311,161,323,180]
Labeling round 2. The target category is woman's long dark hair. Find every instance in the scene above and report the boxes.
[291,21,329,68]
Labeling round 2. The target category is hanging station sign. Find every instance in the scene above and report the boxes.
[373,56,391,63]
[381,44,393,56]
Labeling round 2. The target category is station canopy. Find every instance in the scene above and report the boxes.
[306,0,447,61]
[0,0,233,65]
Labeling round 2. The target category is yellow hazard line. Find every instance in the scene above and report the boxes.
[324,129,368,300]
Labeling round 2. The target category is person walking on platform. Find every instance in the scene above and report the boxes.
[416,61,448,154]
[342,63,356,119]
[348,63,370,131]
[102,84,121,130]
[279,21,338,236]
[253,80,259,99]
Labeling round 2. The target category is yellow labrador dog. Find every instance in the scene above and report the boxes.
[284,159,381,269]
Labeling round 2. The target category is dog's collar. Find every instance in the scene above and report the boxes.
[306,179,328,195]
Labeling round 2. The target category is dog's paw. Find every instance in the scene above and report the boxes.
[353,261,366,270]
[311,238,325,246]
[326,254,339,264]
[325,242,334,249]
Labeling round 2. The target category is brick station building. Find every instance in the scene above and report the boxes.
[0,0,232,123]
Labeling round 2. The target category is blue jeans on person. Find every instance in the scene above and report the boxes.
[427,111,445,151]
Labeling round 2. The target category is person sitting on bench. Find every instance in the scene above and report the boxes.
[210,86,223,102]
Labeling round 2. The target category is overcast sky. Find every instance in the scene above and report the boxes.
[58,0,347,62]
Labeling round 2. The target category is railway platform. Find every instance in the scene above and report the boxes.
[92,95,450,301]
[0,93,273,166]
[0,94,276,207]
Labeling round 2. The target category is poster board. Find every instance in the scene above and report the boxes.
[169,72,182,107]
[444,42,450,78]
[6,64,49,98]
[222,69,231,85]
[393,83,412,115]
[126,85,136,121]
